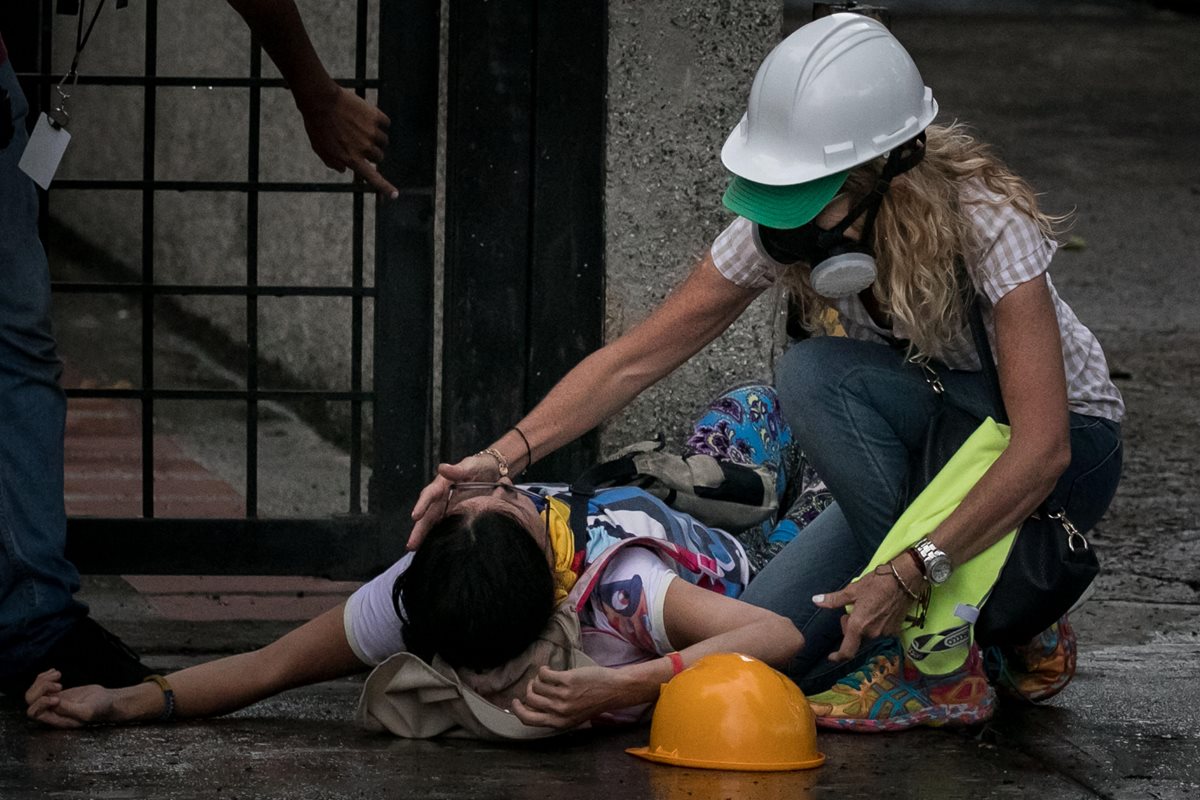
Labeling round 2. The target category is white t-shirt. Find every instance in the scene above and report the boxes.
[343,546,678,669]
[709,182,1125,422]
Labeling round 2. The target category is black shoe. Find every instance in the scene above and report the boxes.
[0,616,153,701]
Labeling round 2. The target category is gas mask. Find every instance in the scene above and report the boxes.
[757,133,927,299]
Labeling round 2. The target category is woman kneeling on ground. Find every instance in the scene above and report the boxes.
[408,14,1124,731]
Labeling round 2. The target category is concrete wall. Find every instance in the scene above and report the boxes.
[48,0,781,460]
[602,0,782,452]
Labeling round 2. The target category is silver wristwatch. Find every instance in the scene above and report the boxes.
[912,537,953,585]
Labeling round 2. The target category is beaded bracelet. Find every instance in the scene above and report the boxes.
[142,674,176,722]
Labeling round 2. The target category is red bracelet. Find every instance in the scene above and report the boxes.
[906,547,926,577]
[666,651,685,676]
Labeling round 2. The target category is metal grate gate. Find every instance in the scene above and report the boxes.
[5,0,604,579]
[5,0,439,578]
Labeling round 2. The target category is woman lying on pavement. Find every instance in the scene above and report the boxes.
[26,387,812,733]
[408,14,1124,732]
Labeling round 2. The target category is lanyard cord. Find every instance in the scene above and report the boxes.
[60,0,107,89]
[51,0,106,125]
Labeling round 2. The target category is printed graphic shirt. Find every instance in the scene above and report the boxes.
[709,180,1125,422]
[344,485,747,669]
[553,484,751,598]
[344,540,678,669]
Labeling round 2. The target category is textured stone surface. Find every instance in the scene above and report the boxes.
[602,0,785,453]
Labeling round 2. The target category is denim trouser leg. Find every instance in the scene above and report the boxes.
[0,60,85,678]
[741,336,1122,692]
[740,500,870,692]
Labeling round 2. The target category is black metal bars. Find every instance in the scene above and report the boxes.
[5,0,603,577]
[64,516,387,576]
[49,179,393,191]
[140,0,157,519]
[37,75,380,89]
[349,0,369,515]
[368,0,441,541]
[53,283,377,297]
[441,0,606,482]
[2,0,442,578]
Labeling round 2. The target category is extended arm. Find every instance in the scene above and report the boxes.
[510,577,803,728]
[26,603,365,727]
[816,274,1072,659]
[223,0,397,198]
[410,253,762,546]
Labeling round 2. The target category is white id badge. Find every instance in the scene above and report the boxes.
[18,113,72,190]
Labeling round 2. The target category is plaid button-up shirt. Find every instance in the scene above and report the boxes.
[710,181,1124,422]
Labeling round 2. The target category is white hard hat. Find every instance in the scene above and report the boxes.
[721,13,938,228]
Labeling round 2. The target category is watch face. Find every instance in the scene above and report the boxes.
[929,558,952,584]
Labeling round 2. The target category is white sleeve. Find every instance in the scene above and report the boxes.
[710,216,779,290]
[584,546,679,657]
[964,187,1057,305]
[342,552,414,666]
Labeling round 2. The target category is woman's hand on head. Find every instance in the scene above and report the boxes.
[510,665,631,730]
[408,454,503,550]
[813,566,915,662]
[25,669,116,729]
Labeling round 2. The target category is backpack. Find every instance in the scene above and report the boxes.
[569,436,778,533]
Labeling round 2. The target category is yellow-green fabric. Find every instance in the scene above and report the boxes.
[854,417,1019,676]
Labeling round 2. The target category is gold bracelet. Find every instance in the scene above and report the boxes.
[477,447,509,478]
[877,563,930,629]
[879,561,920,602]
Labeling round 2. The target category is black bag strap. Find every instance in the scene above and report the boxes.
[567,451,639,551]
[568,433,658,549]
[959,262,1075,517]
[567,489,594,555]
[571,456,639,496]
[947,255,1007,425]
[966,294,1009,426]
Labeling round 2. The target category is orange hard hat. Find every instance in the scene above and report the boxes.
[627,653,825,771]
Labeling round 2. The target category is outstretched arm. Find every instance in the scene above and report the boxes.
[409,253,763,547]
[511,579,803,729]
[26,603,365,727]
[224,0,397,198]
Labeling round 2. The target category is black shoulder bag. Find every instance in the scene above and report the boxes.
[905,296,1100,647]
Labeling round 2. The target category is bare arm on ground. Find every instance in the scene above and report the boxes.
[511,576,803,729]
[25,603,363,726]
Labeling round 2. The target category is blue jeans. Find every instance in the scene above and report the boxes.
[741,336,1122,693]
[0,59,86,679]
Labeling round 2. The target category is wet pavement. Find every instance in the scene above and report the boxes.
[4,3,1200,799]
[3,631,1199,800]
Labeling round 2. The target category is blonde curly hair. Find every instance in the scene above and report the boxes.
[780,122,1068,360]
